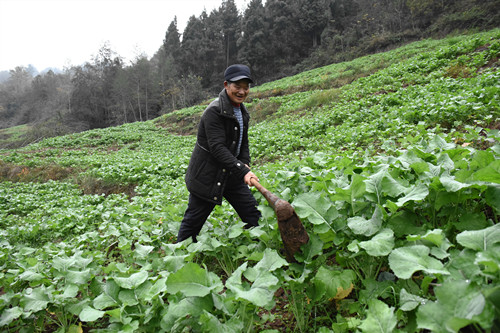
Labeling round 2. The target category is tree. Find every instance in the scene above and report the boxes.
[239,0,270,81]
[8,67,32,97]
[0,67,33,126]
[130,54,153,121]
[180,15,206,78]
[69,43,123,130]
[297,0,330,48]
[199,9,227,91]
[265,0,304,74]
[406,0,445,29]
[219,0,241,68]
[163,17,182,63]
[159,18,182,110]
[112,65,134,123]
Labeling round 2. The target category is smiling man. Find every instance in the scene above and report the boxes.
[177,64,261,243]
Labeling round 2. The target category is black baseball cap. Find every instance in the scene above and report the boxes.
[224,64,253,83]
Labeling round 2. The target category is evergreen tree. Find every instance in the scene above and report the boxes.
[239,0,270,81]
[219,0,241,68]
[180,15,206,79]
[265,0,303,75]
[297,0,330,48]
[163,17,181,61]
[202,9,226,90]
[160,18,182,110]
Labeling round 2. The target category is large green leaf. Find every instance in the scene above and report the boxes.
[225,262,279,308]
[66,269,91,285]
[163,254,190,272]
[417,280,493,332]
[388,245,449,279]
[0,306,23,326]
[407,229,443,246]
[470,150,496,170]
[381,173,408,197]
[475,247,500,274]
[20,287,50,313]
[347,205,383,236]
[293,192,338,228]
[473,160,500,183]
[428,135,456,151]
[79,306,105,322]
[456,224,500,252]
[359,228,395,256]
[118,289,139,307]
[436,152,455,173]
[18,270,45,282]
[364,168,387,200]
[52,256,77,272]
[52,251,93,271]
[439,175,470,192]
[310,266,356,302]
[143,277,168,302]
[166,263,222,297]
[113,270,149,289]
[246,248,287,279]
[395,183,429,207]
[334,173,368,214]
[484,185,500,213]
[93,293,117,310]
[198,311,244,333]
[161,296,213,331]
[399,288,427,311]
[350,173,368,199]
[359,299,397,333]
[62,284,79,298]
[407,229,452,259]
[364,166,407,199]
[134,243,154,259]
[294,233,324,264]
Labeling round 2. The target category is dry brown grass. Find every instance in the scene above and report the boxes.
[0,161,137,197]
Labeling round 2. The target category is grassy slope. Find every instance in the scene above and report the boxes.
[0,124,31,149]
[0,29,499,332]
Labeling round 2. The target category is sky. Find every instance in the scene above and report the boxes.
[0,0,250,72]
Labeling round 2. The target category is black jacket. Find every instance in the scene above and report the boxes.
[185,89,251,204]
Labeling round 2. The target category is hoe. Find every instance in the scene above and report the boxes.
[250,178,309,262]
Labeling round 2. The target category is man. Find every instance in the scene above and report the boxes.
[177,64,261,243]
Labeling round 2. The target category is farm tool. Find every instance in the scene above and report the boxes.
[250,178,309,262]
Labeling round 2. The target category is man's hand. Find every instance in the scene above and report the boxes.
[244,171,259,186]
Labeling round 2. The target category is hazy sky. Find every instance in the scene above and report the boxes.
[0,0,250,72]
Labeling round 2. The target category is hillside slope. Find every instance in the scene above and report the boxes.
[0,29,499,332]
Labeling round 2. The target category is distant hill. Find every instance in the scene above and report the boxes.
[0,66,62,84]
[40,67,63,75]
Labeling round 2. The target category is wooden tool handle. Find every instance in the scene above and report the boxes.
[250,177,265,193]
[249,177,280,208]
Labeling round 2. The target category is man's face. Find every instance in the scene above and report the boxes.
[224,80,250,104]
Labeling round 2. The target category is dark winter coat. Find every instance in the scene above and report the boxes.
[185,89,252,204]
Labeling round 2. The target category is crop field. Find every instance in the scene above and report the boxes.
[0,29,499,332]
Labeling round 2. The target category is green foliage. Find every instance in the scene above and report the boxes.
[0,30,499,332]
[0,124,31,149]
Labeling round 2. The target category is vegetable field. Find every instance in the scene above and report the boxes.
[1,29,499,332]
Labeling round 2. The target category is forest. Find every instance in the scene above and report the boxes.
[0,0,498,147]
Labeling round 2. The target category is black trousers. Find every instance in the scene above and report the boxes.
[177,176,261,242]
